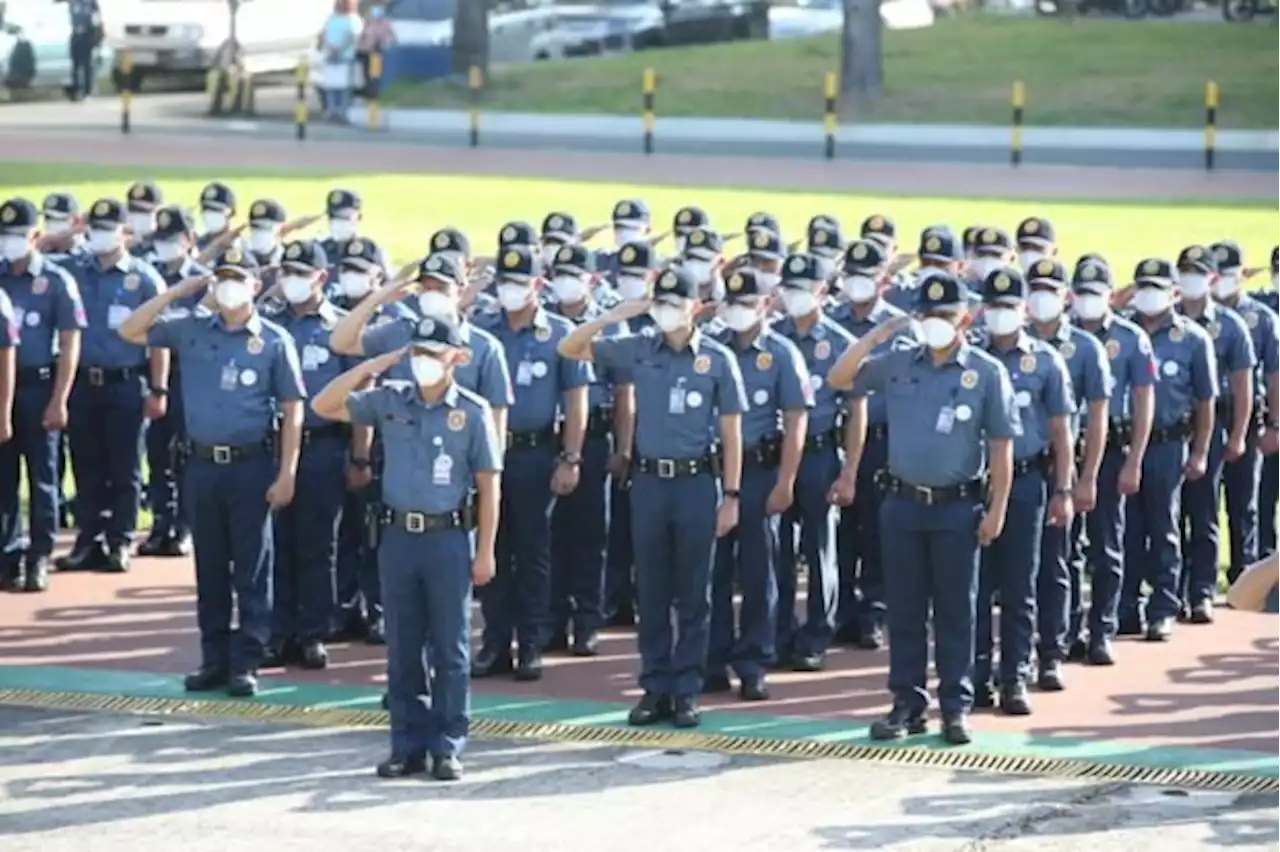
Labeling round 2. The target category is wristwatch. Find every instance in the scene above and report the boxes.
[149,386,168,398]
[723,489,741,500]
[559,451,582,466]
[1053,486,1072,497]
[350,458,371,470]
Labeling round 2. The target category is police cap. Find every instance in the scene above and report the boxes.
[918,271,966,311]
[280,239,327,274]
[808,222,843,256]
[973,226,1013,257]
[0,198,39,234]
[550,243,594,275]
[983,267,1028,305]
[723,268,766,303]
[1210,240,1243,271]
[779,252,822,287]
[1026,257,1067,289]
[325,188,361,216]
[1016,216,1055,248]
[341,237,383,272]
[615,240,656,273]
[1071,260,1112,294]
[408,314,465,351]
[672,205,709,234]
[126,181,163,212]
[497,221,538,249]
[153,205,194,239]
[86,198,126,227]
[41,192,78,220]
[418,252,463,287]
[495,244,538,281]
[213,245,258,280]
[429,227,470,258]
[918,227,959,263]
[199,181,236,212]
[842,238,887,273]
[745,227,783,261]
[540,212,578,242]
[961,225,983,252]
[808,213,840,236]
[1133,257,1176,289]
[248,198,287,226]
[860,214,895,239]
[745,211,780,235]
[681,226,722,260]
[1176,245,1216,275]
[653,264,697,301]
[612,198,650,225]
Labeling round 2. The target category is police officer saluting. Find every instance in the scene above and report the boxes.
[0,198,86,591]
[311,313,501,782]
[829,271,1021,745]
[118,246,306,697]
[195,183,239,253]
[560,264,747,728]
[125,181,162,259]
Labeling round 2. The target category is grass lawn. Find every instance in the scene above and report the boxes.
[382,16,1279,129]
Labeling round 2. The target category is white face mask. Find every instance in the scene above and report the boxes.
[417,290,456,318]
[1214,273,1240,299]
[1072,293,1108,322]
[0,235,30,262]
[43,218,72,237]
[682,259,713,283]
[215,279,252,310]
[329,217,357,242]
[970,257,1004,280]
[984,306,1023,336]
[411,354,446,387]
[497,283,532,311]
[152,239,184,263]
[1178,273,1209,299]
[615,275,648,301]
[86,228,121,254]
[551,274,588,304]
[1019,250,1044,271]
[720,304,759,332]
[615,226,644,247]
[542,245,562,267]
[920,316,958,350]
[281,274,315,304]
[201,210,228,233]
[841,274,877,303]
[781,288,818,318]
[673,236,688,255]
[1132,287,1171,316]
[756,271,780,294]
[650,302,688,333]
[247,227,277,255]
[339,271,372,299]
[1027,290,1064,323]
[128,213,154,238]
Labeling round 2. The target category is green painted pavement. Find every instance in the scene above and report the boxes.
[1,665,1273,778]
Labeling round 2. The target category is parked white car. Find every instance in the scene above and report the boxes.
[0,0,115,93]
[768,0,935,35]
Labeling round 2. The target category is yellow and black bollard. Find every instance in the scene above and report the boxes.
[295,59,309,141]
[1011,80,1025,167]
[240,63,255,116]
[1204,80,1218,171]
[642,68,656,155]
[206,67,224,116]
[468,65,483,148]
[367,52,383,131]
[823,71,838,160]
[120,50,133,134]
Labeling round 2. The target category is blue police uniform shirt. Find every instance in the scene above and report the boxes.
[772,313,857,436]
[146,310,307,446]
[150,256,212,312]
[882,273,918,313]
[347,380,502,513]
[713,324,812,447]
[363,313,514,409]
[1029,320,1111,436]
[43,239,88,267]
[65,252,165,368]
[1085,314,1157,423]
[1257,287,1279,314]
[981,331,1075,460]
[852,341,1022,487]
[548,300,630,411]
[1179,302,1254,414]
[828,299,913,425]
[1141,313,1219,429]
[0,289,18,349]
[129,238,155,261]
[69,0,98,31]
[593,328,748,460]
[472,307,591,433]
[0,253,87,368]
[1226,294,1279,393]
[265,300,359,429]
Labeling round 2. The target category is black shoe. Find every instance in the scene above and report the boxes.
[183,666,229,692]
[543,630,570,653]
[0,559,20,591]
[514,647,543,682]
[973,681,996,709]
[102,546,130,574]
[1037,660,1065,692]
[21,556,50,592]
[227,672,258,697]
[627,692,672,726]
[364,617,386,646]
[857,624,885,651]
[606,607,636,628]
[430,754,463,781]
[1189,600,1214,624]
[941,714,973,745]
[330,610,369,642]
[376,755,426,778]
[1000,684,1032,716]
[869,706,928,740]
[380,691,389,710]
[672,695,701,728]
[701,673,732,694]
[55,544,106,572]
[1117,614,1144,636]
[299,640,329,670]
[136,531,170,557]
[471,645,513,678]
[1066,638,1088,662]
[1145,617,1174,642]
[261,639,295,669]
[150,533,191,557]
[1087,637,1116,666]
[833,623,862,646]
[739,677,769,702]
[790,651,825,672]
[571,631,600,657]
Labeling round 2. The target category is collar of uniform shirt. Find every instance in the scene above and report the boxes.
[912,339,973,367]
[211,310,264,336]
[504,304,550,331]
[2,251,46,278]
[96,251,132,274]
[659,326,704,353]
[398,378,460,409]
[1181,299,1218,324]
[986,329,1034,354]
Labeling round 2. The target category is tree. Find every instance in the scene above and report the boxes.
[839,0,884,104]
[452,0,490,77]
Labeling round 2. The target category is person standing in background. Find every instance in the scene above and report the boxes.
[318,0,364,123]
[357,1,396,102]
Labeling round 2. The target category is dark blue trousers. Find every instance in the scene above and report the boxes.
[550,435,609,635]
[380,525,472,759]
[774,445,840,657]
[1223,431,1262,582]
[604,480,635,619]
[482,445,556,651]
[631,470,718,697]
[976,471,1046,687]
[1039,515,1077,660]
[1260,449,1278,557]
[1074,447,1129,641]
[144,370,189,538]
[1,381,61,560]
[1121,439,1186,623]
[880,493,982,718]
[272,436,346,642]
[1180,427,1226,607]
[68,378,145,549]
[185,453,276,673]
[709,461,778,680]
[335,482,382,626]
[837,432,888,634]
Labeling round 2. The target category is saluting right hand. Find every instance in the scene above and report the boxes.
[605,299,652,325]
[177,274,215,296]
[365,347,408,374]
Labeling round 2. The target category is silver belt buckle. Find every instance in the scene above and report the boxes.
[917,485,934,506]
[87,366,105,386]
[404,512,427,534]
[212,446,233,464]
[656,459,677,479]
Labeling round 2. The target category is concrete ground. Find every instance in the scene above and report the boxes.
[1,707,1276,852]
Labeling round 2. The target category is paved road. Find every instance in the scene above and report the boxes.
[0,708,1276,852]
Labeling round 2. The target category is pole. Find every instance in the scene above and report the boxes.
[642,68,656,155]
[1204,81,1219,171]
[468,65,483,148]
[823,71,838,160]
[1011,80,1025,167]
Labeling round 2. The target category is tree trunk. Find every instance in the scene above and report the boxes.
[839,0,883,101]
[452,0,490,77]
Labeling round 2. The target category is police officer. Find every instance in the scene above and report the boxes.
[966,227,1014,291]
[467,222,540,315]
[679,227,725,304]
[1068,259,1156,663]
[55,198,166,574]
[320,189,390,281]
[829,271,1021,745]
[806,219,844,280]
[1209,241,1278,583]
[707,267,810,699]
[1120,258,1217,642]
[671,206,711,256]
[772,253,857,670]
[67,0,101,101]
[196,182,239,253]
[1175,245,1254,623]
[244,199,287,270]
[0,289,15,452]
[1259,247,1280,558]
[745,212,781,238]
[561,263,746,727]
[885,229,962,313]
[539,212,579,267]
[40,193,83,260]
[472,245,590,681]
[972,266,1075,715]
[597,200,652,285]
[138,206,207,557]
[125,181,163,258]
[1015,217,1057,272]
[311,313,501,782]
[828,238,911,648]
[119,247,306,697]
[1025,256,1111,688]
[859,214,897,258]
[0,198,85,591]
[739,229,785,296]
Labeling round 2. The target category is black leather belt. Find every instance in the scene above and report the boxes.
[867,423,888,441]
[585,406,613,439]
[507,426,557,450]
[877,471,985,505]
[1013,453,1050,477]
[743,438,781,468]
[1107,420,1133,450]
[17,364,55,385]
[189,441,271,464]
[1150,418,1191,444]
[380,506,473,533]
[302,423,350,444]
[79,365,143,386]
[805,429,842,453]
[635,455,717,478]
